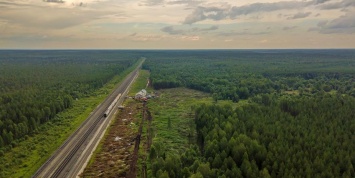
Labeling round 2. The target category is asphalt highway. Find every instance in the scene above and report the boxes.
[32,60,143,178]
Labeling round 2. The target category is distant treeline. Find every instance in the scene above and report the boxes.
[142,50,355,101]
[0,50,138,150]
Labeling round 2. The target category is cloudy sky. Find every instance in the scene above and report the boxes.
[0,0,354,49]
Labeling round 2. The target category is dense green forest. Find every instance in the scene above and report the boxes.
[1,50,354,177]
[0,50,138,150]
[143,50,355,101]
[143,50,355,177]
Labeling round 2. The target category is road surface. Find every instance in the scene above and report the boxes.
[33,60,143,178]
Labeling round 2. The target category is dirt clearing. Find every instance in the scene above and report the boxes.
[81,100,141,178]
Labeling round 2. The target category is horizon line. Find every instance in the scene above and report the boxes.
[1,48,355,50]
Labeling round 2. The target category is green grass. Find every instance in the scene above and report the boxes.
[136,88,211,177]
[146,88,248,155]
[0,59,143,178]
[128,69,150,96]
[283,90,300,95]
[141,88,254,177]
[147,88,211,154]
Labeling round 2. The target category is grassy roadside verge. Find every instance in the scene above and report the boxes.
[128,69,150,96]
[0,59,143,178]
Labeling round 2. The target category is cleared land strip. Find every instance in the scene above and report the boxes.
[33,60,143,178]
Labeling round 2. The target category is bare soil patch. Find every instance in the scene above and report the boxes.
[81,100,140,178]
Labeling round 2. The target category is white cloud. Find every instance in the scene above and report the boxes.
[141,0,165,6]
[183,0,341,24]
[287,12,312,19]
[283,26,297,31]
[218,31,270,36]
[161,25,218,35]
[139,0,203,7]
[180,35,200,41]
[313,11,355,34]
[259,39,268,43]
[0,0,354,48]
[183,1,299,24]
[161,26,185,35]
[318,0,355,10]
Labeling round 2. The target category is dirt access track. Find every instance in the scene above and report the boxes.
[81,100,141,178]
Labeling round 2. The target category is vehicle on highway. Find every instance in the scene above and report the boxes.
[104,93,121,117]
